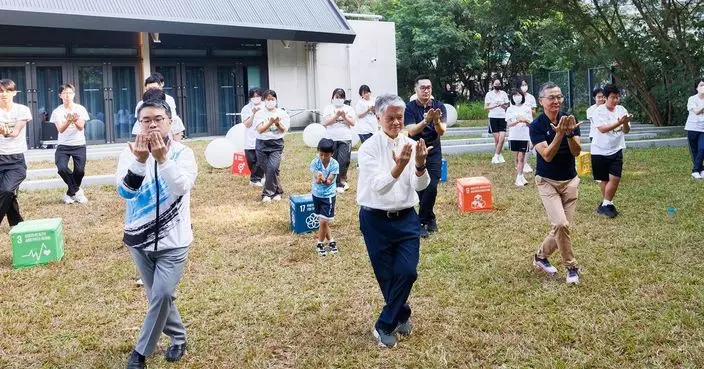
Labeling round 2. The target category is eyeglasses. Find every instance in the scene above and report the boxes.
[418,85,432,91]
[540,95,565,102]
[139,116,167,125]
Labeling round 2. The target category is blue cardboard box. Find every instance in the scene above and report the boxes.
[440,159,448,182]
[289,194,319,234]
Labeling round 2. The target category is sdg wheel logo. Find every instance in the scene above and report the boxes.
[305,213,319,229]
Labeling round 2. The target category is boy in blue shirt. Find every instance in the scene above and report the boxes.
[310,138,340,256]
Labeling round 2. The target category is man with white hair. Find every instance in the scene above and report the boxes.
[357,93,430,348]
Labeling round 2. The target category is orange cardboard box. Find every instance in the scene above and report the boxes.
[576,151,591,176]
[456,177,493,212]
[231,151,251,176]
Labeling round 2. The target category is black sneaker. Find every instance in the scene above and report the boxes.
[126,350,146,369]
[329,241,338,255]
[419,224,429,239]
[316,242,326,256]
[601,204,617,218]
[605,204,619,217]
[426,219,438,233]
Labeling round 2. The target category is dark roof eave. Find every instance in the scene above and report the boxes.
[0,9,356,44]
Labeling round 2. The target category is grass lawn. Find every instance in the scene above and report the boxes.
[1,135,703,368]
[28,158,121,176]
[454,119,487,128]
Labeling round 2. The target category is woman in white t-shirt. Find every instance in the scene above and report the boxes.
[484,78,510,164]
[50,83,91,204]
[505,89,533,186]
[355,84,377,143]
[254,89,290,202]
[0,78,32,226]
[686,78,704,179]
[518,79,537,113]
[323,88,356,193]
[242,88,265,186]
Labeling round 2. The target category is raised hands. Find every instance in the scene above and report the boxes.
[424,108,442,125]
[392,143,413,168]
[415,138,429,167]
[149,131,170,164]
[551,115,581,136]
[128,134,150,163]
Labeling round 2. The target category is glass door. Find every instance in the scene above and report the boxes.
[74,64,108,143]
[109,64,138,142]
[216,66,237,135]
[183,65,208,136]
[0,64,31,146]
[155,65,179,115]
[33,64,65,146]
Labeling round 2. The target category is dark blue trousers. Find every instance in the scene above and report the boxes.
[687,130,704,173]
[360,207,420,334]
[417,144,442,225]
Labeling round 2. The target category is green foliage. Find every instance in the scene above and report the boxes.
[456,101,486,120]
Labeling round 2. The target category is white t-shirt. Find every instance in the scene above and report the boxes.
[485,90,509,118]
[323,104,356,141]
[254,108,290,141]
[586,103,601,138]
[0,103,32,155]
[241,101,264,149]
[50,104,90,146]
[524,93,537,110]
[505,104,533,141]
[354,99,377,135]
[591,104,630,156]
[685,95,704,132]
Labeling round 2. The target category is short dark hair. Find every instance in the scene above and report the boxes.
[331,88,346,99]
[262,89,277,100]
[603,84,620,99]
[317,138,334,153]
[0,79,17,92]
[509,89,525,105]
[694,78,704,92]
[493,78,502,85]
[137,99,172,119]
[144,72,165,86]
[58,83,75,95]
[592,87,605,98]
[248,88,263,99]
[358,84,371,96]
[517,79,529,88]
[142,88,165,102]
[414,75,431,85]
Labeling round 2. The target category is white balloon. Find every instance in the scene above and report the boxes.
[225,123,247,152]
[444,104,458,127]
[204,138,236,168]
[303,123,326,148]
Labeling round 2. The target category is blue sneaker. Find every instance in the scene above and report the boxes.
[566,267,580,284]
[533,255,557,275]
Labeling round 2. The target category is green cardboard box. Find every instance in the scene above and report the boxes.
[9,218,64,269]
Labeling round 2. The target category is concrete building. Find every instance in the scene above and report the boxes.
[0,0,396,147]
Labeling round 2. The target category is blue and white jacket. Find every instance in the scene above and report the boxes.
[116,141,197,251]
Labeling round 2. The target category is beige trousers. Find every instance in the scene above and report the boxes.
[535,175,579,268]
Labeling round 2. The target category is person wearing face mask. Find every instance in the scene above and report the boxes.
[518,80,537,113]
[586,87,606,143]
[323,88,356,193]
[404,75,446,238]
[254,89,290,202]
[686,78,704,179]
[242,88,265,186]
[355,85,377,143]
[485,78,510,164]
[117,99,198,368]
[506,89,533,186]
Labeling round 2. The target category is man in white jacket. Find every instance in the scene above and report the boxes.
[116,99,197,369]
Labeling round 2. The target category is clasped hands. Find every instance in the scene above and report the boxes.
[129,131,170,164]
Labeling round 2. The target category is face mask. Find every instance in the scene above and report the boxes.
[513,96,522,105]
[494,86,502,91]
[333,98,344,107]
[520,85,529,93]
[251,97,261,105]
[265,100,277,109]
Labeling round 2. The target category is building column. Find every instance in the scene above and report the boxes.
[138,32,151,90]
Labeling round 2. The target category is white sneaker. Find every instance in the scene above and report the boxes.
[520,175,529,185]
[135,278,144,286]
[272,194,282,201]
[523,163,533,173]
[336,187,345,194]
[498,154,506,163]
[491,155,499,164]
[63,194,75,204]
[692,172,703,179]
[343,182,350,191]
[700,171,704,178]
[250,181,263,187]
[72,188,88,204]
[515,176,524,187]
[262,196,272,203]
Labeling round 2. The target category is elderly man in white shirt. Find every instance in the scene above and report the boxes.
[356,93,430,348]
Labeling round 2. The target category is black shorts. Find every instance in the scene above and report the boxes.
[591,150,623,181]
[313,195,336,221]
[488,118,507,133]
[509,140,529,152]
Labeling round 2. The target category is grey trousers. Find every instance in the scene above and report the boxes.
[130,246,189,356]
[256,138,284,198]
[332,140,351,187]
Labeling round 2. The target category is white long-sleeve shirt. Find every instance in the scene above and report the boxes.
[356,131,430,211]
[116,140,197,251]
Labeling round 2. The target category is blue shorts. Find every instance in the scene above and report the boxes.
[313,195,336,221]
